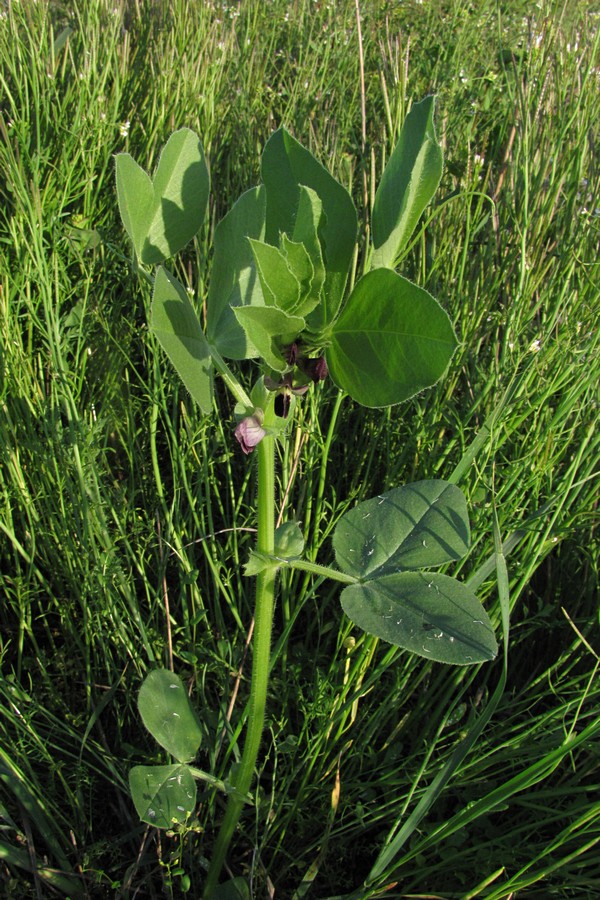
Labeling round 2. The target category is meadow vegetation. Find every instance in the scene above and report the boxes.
[0,0,599,897]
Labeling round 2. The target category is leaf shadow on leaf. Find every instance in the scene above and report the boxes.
[374,485,470,571]
[142,157,208,264]
[206,186,266,359]
[334,481,471,581]
[159,299,213,365]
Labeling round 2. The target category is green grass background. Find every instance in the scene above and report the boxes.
[0,0,598,896]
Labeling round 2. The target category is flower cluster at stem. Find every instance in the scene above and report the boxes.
[234,342,328,453]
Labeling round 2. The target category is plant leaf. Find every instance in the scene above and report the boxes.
[292,186,326,320]
[212,877,251,900]
[244,551,275,577]
[206,186,266,359]
[274,521,305,558]
[261,127,357,325]
[340,572,497,664]
[232,306,305,371]
[151,267,213,414]
[327,268,457,407]
[116,128,209,265]
[244,523,304,576]
[138,669,203,762]
[129,764,197,828]
[115,153,154,260]
[248,238,300,312]
[280,235,314,311]
[333,480,470,579]
[371,96,443,270]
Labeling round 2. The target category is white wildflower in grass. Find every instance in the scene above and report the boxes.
[531,30,544,50]
[473,153,486,178]
[119,120,130,138]
[529,339,542,353]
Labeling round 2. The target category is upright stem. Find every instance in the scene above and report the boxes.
[203,435,277,897]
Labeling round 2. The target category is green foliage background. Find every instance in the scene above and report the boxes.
[0,0,598,896]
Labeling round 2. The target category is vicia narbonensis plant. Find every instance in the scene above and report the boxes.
[116,98,497,898]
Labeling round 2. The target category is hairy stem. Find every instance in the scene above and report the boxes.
[203,435,276,897]
[277,556,358,584]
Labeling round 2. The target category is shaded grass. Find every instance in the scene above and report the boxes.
[0,0,599,896]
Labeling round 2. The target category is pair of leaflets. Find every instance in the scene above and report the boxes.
[332,480,496,665]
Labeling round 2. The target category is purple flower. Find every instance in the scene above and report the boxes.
[235,415,266,454]
[283,341,300,365]
[265,371,309,419]
[299,355,328,382]
[263,346,329,423]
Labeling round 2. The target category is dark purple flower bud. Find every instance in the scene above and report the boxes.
[234,415,266,454]
[275,391,291,418]
[283,341,300,365]
[300,355,328,383]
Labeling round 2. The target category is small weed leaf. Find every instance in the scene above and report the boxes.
[116,128,209,264]
[340,572,497,665]
[327,269,457,407]
[138,669,203,762]
[151,267,214,414]
[129,764,197,828]
[333,480,470,579]
[371,96,443,270]
[280,235,315,312]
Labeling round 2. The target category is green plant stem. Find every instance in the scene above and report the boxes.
[280,557,358,584]
[210,344,253,410]
[203,434,277,897]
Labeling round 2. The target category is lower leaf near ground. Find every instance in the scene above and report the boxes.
[138,669,203,762]
[129,764,197,828]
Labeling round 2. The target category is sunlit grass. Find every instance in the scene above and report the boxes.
[0,0,598,896]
